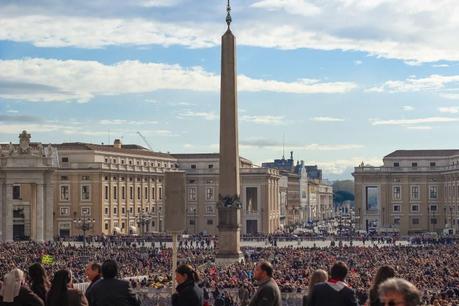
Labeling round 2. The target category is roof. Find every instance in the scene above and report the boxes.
[172,153,252,164]
[385,150,459,158]
[55,143,175,159]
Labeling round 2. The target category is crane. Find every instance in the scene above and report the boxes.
[136,131,153,151]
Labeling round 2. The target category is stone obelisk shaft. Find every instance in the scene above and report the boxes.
[216,28,242,263]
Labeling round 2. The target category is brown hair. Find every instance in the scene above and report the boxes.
[176,264,199,283]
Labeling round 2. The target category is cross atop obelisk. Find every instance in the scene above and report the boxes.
[216,0,243,264]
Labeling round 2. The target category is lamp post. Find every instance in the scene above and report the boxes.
[136,209,152,236]
[73,212,95,251]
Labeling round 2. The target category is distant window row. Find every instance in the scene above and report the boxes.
[393,162,436,167]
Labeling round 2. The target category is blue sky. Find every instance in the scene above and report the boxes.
[2,0,459,180]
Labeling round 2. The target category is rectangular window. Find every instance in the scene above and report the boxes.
[59,207,70,216]
[12,185,21,200]
[188,187,197,201]
[104,207,109,215]
[431,218,437,225]
[191,164,196,169]
[114,207,117,215]
[122,186,125,200]
[62,157,69,162]
[130,186,133,200]
[81,185,90,201]
[208,164,214,169]
[411,204,419,212]
[189,219,195,225]
[393,204,400,212]
[412,162,418,167]
[152,187,155,200]
[104,186,109,200]
[430,205,437,212]
[410,186,419,201]
[430,162,436,167]
[81,207,91,215]
[122,207,125,214]
[145,186,148,200]
[159,187,162,200]
[113,186,117,200]
[137,186,141,200]
[394,218,400,225]
[61,176,69,180]
[392,186,401,200]
[60,185,69,201]
[412,218,419,225]
[429,186,438,200]
[207,219,213,225]
[206,188,214,200]
[393,162,399,167]
[105,223,109,230]
[246,187,258,213]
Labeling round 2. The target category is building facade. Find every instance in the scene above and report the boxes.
[0,132,283,241]
[353,150,459,235]
[173,154,281,235]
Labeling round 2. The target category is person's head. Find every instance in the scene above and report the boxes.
[101,259,118,279]
[372,266,396,290]
[48,270,72,306]
[253,261,273,282]
[28,263,49,287]
[378,278,421,306]
[175,264,199,285]
[85,262,101,281]
[0,269,25,303]
[308,269,328,293]
[330,261,348,281]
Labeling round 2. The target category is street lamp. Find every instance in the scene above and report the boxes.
[136,209,152,236]
[73,212,95,251]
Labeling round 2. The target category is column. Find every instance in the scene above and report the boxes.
[0,182,3,241]
[5,184,13,241]
[36,183,44,241]
[44,175,54,241]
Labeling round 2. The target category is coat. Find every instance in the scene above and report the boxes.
[0,286,44,306]
[84,276,101,306]
[68,288,89,306]
[248,278,282,306]
[171,280,203,306]
[89,278,140,306]
[309,280,358,306]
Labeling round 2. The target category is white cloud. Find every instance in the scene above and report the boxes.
[251,0,321,16]
[177,111,218,121]
[303,144,363,151]
[371,117,459,126]
[2,0,459,63]
[438,107,459,114]
[6,110,19,113]
[402,106,414,111]
[440,93,459,100]
[306,157,382,175]
[0,58,356,102]
[354,60,363,65]
[138,0,179,7]
[433,64,449,68]
[406,126,432,130]
[368,75,459,93]
[99,119,158,125]
[240,115,284,125]
[310,116,344,122]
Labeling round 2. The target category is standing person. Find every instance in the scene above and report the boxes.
[378,278,420,306]
[0,268,44,306]
[303,269,328,306]
[89,260,140,306]
[171,264,203,306]
[309,262,358,306]
[47,269,88,306]
[28,263,50,304]
[367,266,396,306]
[84,262,101,305]
[238,283,250,306]
[248,261,282,306]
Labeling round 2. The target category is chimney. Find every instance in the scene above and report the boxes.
[113,139,122,149]
[290,151,294,160]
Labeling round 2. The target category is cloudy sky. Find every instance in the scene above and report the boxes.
[1,0,459,180]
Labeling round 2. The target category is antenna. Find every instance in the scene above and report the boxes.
[282,133,285,159]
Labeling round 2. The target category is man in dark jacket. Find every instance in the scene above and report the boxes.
[248,261,282,306]
[309,261,358,306]
[84,262,101,306]
[88,260,140,306]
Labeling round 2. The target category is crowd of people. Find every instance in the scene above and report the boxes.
[1,240,458,305]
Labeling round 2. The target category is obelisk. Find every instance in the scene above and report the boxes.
[216,0,243,264]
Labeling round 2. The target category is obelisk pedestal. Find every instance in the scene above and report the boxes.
[216,6,244,264]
